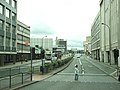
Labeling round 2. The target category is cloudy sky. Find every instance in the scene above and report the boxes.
[17,0,100,50]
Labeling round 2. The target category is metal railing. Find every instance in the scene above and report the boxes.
[0,66,32,90]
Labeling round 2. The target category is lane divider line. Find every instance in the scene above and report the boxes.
[78,58,85,74]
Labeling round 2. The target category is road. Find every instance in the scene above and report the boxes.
[18,54,120,90]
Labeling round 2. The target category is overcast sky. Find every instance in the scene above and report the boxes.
[17,0,100,50]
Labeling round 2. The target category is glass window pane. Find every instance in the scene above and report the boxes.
[0,36,4,46]
[12,12,16,20]
[6,0,10,4]
[12,0,16,8]
[12,25,16,33]
[12,39,15,47]
[6,38,10,47]
[6,23,10,33]
[0,5,3,14]
[6,8,10,18]
[0,20,3,30]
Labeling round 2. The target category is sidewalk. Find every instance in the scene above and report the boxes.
[0,59,40,69]
[86,55,119,80]
[11,56,73,90]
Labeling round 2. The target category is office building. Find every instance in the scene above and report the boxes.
[30,38,53,51]
[91,12,100,61]
[56,37,67,52]
[17,20,30,62]
[83,36,91,55]
[100,0,120,65]
[0,0,17,66]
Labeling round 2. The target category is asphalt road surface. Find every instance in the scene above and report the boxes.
[18,54,120,90]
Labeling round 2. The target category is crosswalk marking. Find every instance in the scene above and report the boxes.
[57,73,107,76]
[44,80,118,84]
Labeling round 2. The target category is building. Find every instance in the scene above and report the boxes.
[30,38,53,51]
[0,0,17,66]
[83,41,87,54]
[30,38,53,59]
[91,12,100,61]
[83,36,91,55]
[17,20,30,62]
[56,37,67,53]
[99,0,120,66]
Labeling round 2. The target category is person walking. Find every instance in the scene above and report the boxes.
[113,48,119,65]
[74,64,79,80]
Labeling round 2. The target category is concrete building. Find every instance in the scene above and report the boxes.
[99,0,120,66]
[30,38,53,51]
[0,0,17,66]
[83,41,87,54]
[17,20,30,62]
[83,36,91,55]
[56,37,67,53]
[91,12,101,61]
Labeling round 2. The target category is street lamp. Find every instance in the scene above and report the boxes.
[101,23,111,65]
[21,29,24,64]
[27,26,32,81]
[21,26,30,64]
[30,47,32,81]
[41,36,47,74]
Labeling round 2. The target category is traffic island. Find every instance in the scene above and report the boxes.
[12,55,74,90]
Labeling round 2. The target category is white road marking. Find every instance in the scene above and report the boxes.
[110,70,117,75]
[78,59,85,74]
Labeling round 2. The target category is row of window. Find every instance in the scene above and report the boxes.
[17,34,30,43]
[0,19,16,33]
[17,43,30,51]
[5,0,17,9]
[0,36,16,47]
[0,4,16,20]
[17,25,30,35]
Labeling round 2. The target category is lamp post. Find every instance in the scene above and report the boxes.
[21,29,24,64]
[41,36,47,74]
[101,23,111,65]
[27,26,32,81]
[30,47,32,81]
[21,26,30,64]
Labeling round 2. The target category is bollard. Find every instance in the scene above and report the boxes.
[118,75,120,81]
[22,73,24,84]
[9,68,12,88]
[118,71,120,81]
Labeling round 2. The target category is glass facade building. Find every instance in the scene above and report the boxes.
[0,0,17,66]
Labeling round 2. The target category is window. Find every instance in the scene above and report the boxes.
[0,36,4,46]
[12,39,16,47]
[6,8,10,18]
[24,28,30,35]
[12,0,16,9]
[17,34,22,40]
[17,43,22,50]
[6,0,10,4]
[0,20,4,30]
[19,26,23,32]
[0,4,3,14]
[6,38,10,47]
[6,23,10,33]
[17,25,20,31]
[12,25,16,33]
[12,12,16,21]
